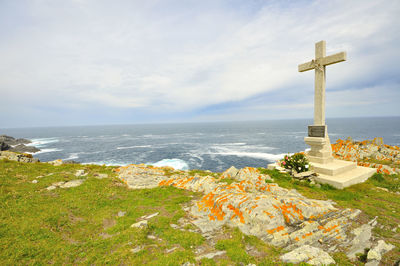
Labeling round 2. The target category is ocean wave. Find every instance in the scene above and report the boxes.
[116,145,151,150]
[148,158,189,170]
[27,138,59,147]
[211,151,286,161]
[221,142,247,146]
[30,148,63,154]
[63,153,80,160]
[83,161,128,166]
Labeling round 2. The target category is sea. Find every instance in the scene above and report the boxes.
[1,117,399,172]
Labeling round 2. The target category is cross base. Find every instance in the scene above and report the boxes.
[304,136,334,164]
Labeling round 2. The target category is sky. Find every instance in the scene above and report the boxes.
[1,0,399,128]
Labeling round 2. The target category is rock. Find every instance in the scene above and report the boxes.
[367,240,395,261]
[9,144,40,153]
[48,159,63,166]
[195,250,226,260]
[159,166,358,249]
[280,245,335,266]
[346,224,373,259]
[94,173,108,179]
[142,212,159,220]
[165,247,178,253]
[0,141,11,151]
[221,166,239,179]
[32,180,38,184]
[63,160,80,164]
[0,135,31,146]
[293,170,315,179]
[117,211,126,217]
[131,246,143,253]
[59,179,85,188]
[75,170,86,177]
[46,185,56,191]
[147,235,157,240]
[115,164,169,189]
[131,220,148,228]
[0,151,39,163]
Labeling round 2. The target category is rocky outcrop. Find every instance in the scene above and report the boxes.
[0,151,39,163]
[116,164,376,261]
[332,137,400,175]
[0,135,40,153]
[10,144,40,153]
[280,245,335,265]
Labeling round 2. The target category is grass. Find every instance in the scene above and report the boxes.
[0,160,202,265]
[1,159,400,265]
[259,168,400,265]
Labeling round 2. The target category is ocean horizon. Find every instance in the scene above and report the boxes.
[1,117,399,172]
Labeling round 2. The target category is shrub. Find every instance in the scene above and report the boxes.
[281,153,309,173]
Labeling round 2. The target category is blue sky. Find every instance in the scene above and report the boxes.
[1,0,399,128]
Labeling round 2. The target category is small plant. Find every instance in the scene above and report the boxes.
[281,153,309,173]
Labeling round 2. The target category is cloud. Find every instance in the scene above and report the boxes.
[0,0,399,127]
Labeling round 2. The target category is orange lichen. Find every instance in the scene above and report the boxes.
[227,204,245,223]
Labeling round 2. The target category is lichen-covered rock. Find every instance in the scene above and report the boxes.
[0,151,39,163]
[332,138,399,175]
[280,245,335,265]
[158,167,357,250]
[115,164,176,189]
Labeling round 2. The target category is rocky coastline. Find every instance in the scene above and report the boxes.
[0,135,40,153]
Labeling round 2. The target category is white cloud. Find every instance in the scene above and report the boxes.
[0,0,399,126]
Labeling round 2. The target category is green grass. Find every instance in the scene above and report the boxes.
[0,160,202,265]
[2,159,400,265]
[259,168,400,265]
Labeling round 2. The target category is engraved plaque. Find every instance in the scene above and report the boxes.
[308,125,326,137]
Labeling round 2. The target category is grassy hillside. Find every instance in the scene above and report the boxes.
[1,159,399,265]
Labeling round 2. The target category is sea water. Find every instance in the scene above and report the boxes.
[1,117,399,172]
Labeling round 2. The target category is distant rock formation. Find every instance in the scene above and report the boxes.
[0,135,40,153]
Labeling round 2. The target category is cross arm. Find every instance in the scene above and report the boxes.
[320,52,346,66]
[298,61,314,72]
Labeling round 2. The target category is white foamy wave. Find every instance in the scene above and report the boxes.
[149,158,189,170]
[212,151,286,161]
[116,145,151,150]
[222,142,247,146]
[63,153,80,160]
[31,148,62,154]
[83,161,128,166]
[27,138,59,147]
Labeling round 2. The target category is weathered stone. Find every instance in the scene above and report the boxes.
[367,240,394,261]
[117,211,126,217]
[346,224,373,259]
[48,159,63,166]
[280,245,335,265]
[60,179,85,188]
[115,164,169,189]
[94,173,108,179]
[220,166,239,179]
[0,151,39,163]
[195,250,226,260]
[143,212,159,220]
[131,220,148,228]
[293,170,315,179]
[131,246,143,253]
[75,170,86,177]
[32,180,38,184]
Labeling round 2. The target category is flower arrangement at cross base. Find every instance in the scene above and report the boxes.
[280,153,310,173]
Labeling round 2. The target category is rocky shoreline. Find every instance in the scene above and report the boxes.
[0,135,40,153]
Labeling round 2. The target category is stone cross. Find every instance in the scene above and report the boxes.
[298,40,346,125]
[299,41,346,164]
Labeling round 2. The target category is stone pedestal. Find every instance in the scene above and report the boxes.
[304,136,333,164]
